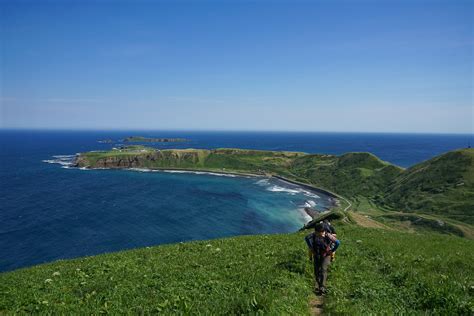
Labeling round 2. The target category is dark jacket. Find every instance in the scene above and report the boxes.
[323,221,336,235]
[305,233,332,259]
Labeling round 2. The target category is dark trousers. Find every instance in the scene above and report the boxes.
[313,255,331,289]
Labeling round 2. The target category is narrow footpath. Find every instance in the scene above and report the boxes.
[309,294,324,315]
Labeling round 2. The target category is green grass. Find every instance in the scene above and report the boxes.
[2,222,473,314]
[327,225,474,315]
[380,148,474,224]
[0,234,313,314]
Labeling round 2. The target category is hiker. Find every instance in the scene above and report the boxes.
[305,222,339,295]
[322,219,340,260]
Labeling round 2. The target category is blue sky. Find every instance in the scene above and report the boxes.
[1,0,472,133]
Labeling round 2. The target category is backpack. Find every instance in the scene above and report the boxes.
[305,233,331,257]
[305,232,315,250]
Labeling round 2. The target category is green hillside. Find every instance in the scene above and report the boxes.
[289,152,403,198]
[380,149,474,224]
[75,147,403,198]
[1,221,472,314]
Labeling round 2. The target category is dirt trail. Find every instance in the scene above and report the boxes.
[309,294,324,315]
[350,212,393,230]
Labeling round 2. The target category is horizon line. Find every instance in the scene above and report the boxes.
[0,127,472,136]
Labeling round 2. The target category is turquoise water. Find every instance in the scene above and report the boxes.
[1,130,471,271]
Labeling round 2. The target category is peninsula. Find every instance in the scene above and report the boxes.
[74,146,474,227]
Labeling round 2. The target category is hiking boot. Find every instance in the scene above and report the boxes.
[319,287,327,295]
[313,286,320,294]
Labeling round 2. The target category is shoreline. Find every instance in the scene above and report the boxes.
[80,165,341,220]
[82,165,340,204]
[124,167,264,178]
[125,167,333,226]
[272,175,352,215]
[78,165,341,208]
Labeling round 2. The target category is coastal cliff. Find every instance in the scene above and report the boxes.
[75,149,203,169]
[74,147,306,171]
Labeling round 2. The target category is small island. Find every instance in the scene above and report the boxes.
[123,136,188,143]
[97,139,114,143]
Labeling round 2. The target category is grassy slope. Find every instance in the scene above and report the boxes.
[380,148,474,224]
[349,196,474,239]
[77,147,402,199]
[288,152,403,198]
[326,224,473,314]
[1,222,473,314]
[0,234,313,314]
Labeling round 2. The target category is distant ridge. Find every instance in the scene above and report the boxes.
[380,148,474,224]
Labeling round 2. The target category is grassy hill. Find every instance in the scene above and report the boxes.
[75,147,403,198]
[380,149,474,224]
[1,220,472,314]
[289,152,403,198]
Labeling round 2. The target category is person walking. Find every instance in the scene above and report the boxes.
[305,222,335,295]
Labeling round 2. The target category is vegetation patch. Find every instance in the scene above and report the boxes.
[0,234,313,315]
[377,214,465,237]
[324,225,473,315]
[2,223,473,314]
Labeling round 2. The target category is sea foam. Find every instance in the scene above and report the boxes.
[42,155,76,167]
[162,170,239,178]
[298,208,313,223]
[267,185,301,195]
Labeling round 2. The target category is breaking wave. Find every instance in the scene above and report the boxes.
[162,170,240,178]
[255,179,321,199]
[42,155,76,167]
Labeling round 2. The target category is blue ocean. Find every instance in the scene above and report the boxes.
[0,130,472,272]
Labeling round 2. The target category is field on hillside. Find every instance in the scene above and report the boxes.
[381,148,474,224]
[0,234,313,314]
[1,223,473,314]
[326,225,473,314]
